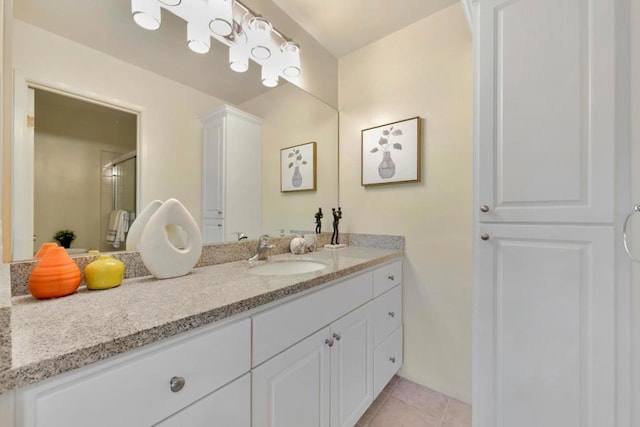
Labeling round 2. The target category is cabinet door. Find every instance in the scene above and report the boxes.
[201,118,224,221]
[476,0,615,223]
[202,219,224,244]
[252,327,331,427]
[156,373,250,427]
[330,303,373,427]
[476,224,614,427]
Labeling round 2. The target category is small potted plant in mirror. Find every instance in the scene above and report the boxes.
[53,229,76,249]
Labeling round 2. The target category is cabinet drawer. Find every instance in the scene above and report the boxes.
[30,318,251,427]
[373,285,402,347]
[253,272,372,367]
[373,326,403,398]
[156,373,250,427]
[373,260,402,297]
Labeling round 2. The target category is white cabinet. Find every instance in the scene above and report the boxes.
[330,304,374,427]
[474,0,623,425]
[156,373,250,427]
[476,225,614,427]
[15,318,251,427]
[476,0,615,224]
[253,304,373,427]
[252,327,332,427]
[252,261,402,427]
[201,105,262,243]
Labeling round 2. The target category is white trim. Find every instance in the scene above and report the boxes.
[11,71,143,260]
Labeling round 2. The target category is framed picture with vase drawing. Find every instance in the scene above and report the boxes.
[280,141,317,192]
[361,117,421,186]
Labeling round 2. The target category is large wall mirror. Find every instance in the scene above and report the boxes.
[6,0,338,261]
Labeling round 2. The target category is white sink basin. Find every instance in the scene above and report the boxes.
[249,260,327,276]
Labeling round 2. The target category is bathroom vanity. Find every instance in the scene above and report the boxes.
[1,245,403,427]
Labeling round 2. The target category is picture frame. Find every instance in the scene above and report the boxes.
[280,141,317,192]
[361,117,422,186]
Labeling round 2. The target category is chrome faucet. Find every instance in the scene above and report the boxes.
[248,235,275,261]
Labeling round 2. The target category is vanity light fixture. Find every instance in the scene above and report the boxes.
[131,0,161,30]
[130,0,302,87]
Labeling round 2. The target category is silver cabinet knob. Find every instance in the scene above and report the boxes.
[480,205,490,213]
[217,210,223,214]
[325,338,334,347]
[388,275,395,281]
[333,333,341,341]
[217,224,222,227]
[480,234,490,241]
[389,357,396,363]
[388,312,395,318]
[170,376,185,393]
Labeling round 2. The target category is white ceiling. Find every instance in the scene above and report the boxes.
[273,0,460,57]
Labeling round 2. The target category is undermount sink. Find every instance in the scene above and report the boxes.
[248,260,327,276]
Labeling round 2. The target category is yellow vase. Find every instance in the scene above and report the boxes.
[84,255,125,290]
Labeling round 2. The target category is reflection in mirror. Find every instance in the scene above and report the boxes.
[7,12,338,261]
[27,89,137,260]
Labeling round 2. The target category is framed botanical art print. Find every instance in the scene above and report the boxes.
[361,117,422,186]
[281,142,317,192]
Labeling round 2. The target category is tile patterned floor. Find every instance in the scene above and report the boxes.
[356,376,472,427]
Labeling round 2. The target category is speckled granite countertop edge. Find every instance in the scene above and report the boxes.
[1,248,401,393]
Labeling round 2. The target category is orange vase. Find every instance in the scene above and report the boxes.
[34,242,59,259]
[28,247,82,299]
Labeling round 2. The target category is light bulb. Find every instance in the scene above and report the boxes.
[229,45,249,72]
[281,41,301,77]
[246,17,273,60]
[261,64,279,87]
[187,22,211,54]
[208,0,233,37]
[132,0,161,30]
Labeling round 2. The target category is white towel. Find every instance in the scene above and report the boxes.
[106,210,129,249]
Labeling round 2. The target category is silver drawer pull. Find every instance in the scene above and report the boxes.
[217,210,223,214]
[325,338,334,347]
[388,275,395,281]
[389,357,396,364]
[480,205,490,212]
[388,312,395,318]
[480,234,490,241]
[170,376,185,393]
[333,333,341,341]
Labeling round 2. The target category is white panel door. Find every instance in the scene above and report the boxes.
[476,0,615,223]
[252,327,331,427]
[476,224,615,427]
[201,118,224,220]
[330,303,373,427]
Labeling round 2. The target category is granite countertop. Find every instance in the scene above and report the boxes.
[0,246,401,393]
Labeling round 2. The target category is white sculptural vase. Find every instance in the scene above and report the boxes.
[137,199,203,279]
[126,200,163,251]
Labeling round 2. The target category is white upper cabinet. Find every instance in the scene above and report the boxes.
[201,105,263,243]
[476,0,615,224]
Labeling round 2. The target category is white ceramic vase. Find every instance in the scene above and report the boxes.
[126,200,163,251]
[137,199,203,279]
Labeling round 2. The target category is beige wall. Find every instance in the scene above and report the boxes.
[6,20,228,259]
[240,83,339,236]
[338,3,473,402]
